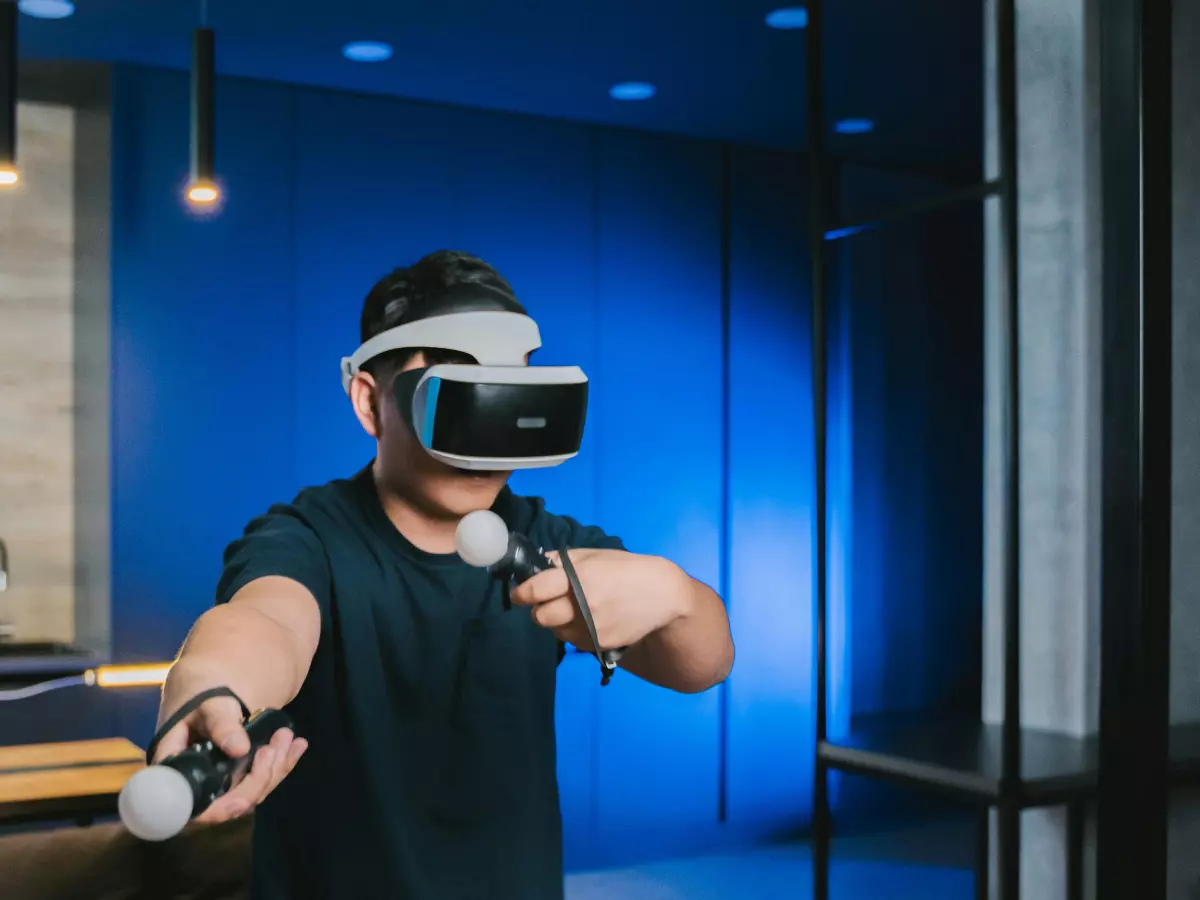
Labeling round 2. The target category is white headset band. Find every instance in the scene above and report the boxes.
[340,311,541,393]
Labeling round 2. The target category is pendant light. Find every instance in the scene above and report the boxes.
[186,22,218,206]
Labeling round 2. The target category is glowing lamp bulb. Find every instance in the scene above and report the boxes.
[186,182,219,205]
[87,662,174,688]
[0,168,19,187]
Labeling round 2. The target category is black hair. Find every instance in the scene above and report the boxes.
[359,250,521,380]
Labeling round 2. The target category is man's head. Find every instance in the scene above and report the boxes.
[348,250,521,520]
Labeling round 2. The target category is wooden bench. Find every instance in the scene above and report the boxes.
[0,737,144,825]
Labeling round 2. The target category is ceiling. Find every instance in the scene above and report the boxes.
[17,0,984,174]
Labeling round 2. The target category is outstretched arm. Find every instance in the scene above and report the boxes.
[153,508,329,824]
[162,576,321,733]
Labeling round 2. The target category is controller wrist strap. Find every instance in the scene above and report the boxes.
[556,546,621,686]
[145,686,251,765]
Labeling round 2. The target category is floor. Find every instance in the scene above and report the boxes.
[565,818,977,900]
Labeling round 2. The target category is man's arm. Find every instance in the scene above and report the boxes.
[608,560,734,694]
[151,506,331,823]
[161,576,321,728]
[519,505,734,694]
[161,505,332,732]
[515,546,735,695]
[151,576,321,824]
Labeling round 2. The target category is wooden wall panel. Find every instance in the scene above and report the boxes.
[0,101,76,643]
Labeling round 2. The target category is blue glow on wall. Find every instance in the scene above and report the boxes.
[342,40,393,62]
[835,118,876,135]
[17,0,75,19]
[94,64,982,870]
[765,7,809,29]
[608,82,656,101]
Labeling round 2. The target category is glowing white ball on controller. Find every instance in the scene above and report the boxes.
[118,765,195,841]
[455,510,510,567]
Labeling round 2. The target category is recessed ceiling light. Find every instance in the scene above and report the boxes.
[342,41,393,63]
[835,118,875,135]
[765,7,808,29]
[17,0,75,19]
[609,82,656,101]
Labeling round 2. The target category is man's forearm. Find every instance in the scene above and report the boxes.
[163,592,316,721]
[618,562,734,694]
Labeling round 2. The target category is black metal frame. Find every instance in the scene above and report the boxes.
[994,0,1023,893]
[807,0,1176,897]
[806,0,831,895]
[1095,0,1173,896]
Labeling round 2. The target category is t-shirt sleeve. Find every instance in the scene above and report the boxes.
[541,511,625,553]
[214,505,332,613]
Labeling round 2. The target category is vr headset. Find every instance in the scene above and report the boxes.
[340,303,588,471]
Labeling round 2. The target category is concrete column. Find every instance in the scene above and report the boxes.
[982,0,1102,896]
[984,0,1200,896]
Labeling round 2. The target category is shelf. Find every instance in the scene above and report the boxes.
[1168,722,1200,782]
[0,644,102,680]
[819,716,1200,808]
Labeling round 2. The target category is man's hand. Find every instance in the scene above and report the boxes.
[153,663,307,824]
[508,549,690,652]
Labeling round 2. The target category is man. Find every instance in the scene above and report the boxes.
[153,250,734,899]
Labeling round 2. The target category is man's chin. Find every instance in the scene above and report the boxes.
[436,467,510,505]
[430,457,509,481]
[451,466,510,480]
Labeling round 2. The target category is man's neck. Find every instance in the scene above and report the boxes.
[371,464,459,555]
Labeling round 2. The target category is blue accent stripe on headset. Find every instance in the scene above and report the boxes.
[422,377,442,446]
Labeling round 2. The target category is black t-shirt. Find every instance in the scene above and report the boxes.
[214,465,623,900]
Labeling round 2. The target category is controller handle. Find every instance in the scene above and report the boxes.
[118,707,293,841]
[456,510,625,684]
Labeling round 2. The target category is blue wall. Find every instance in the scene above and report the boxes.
[833,165,984,722]
[2,65,983,866]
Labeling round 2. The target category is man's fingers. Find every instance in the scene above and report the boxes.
[194,761,263,823]
[260,729,295,798]
[191,733,307,825]
[194,793,245,824]
[198,699,252,758]
[198,745,275,823]
[149,722,190,764]
[532,597,576,629]
[196,745,273,824]
[509,568,570,607]
[268,726,294,757]
[243,746,277,798]
[285,738,309,772]
[259,736,307,802]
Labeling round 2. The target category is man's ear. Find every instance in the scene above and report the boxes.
[349,371,382,438]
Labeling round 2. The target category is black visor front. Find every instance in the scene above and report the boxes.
[393,369,588,462]
[429,379,587,459]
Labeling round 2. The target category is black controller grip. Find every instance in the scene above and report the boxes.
[163,707,293,817]
[497,533,554,583]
